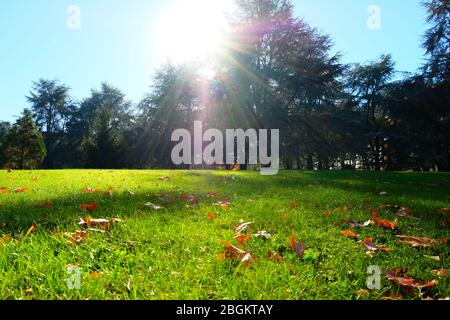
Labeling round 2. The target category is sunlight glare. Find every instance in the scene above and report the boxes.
[155,0,234,63]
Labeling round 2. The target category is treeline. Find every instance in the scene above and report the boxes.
[0,0,448,171]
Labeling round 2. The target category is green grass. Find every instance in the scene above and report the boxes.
[0,169,448,300]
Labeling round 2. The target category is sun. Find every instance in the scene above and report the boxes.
[155,0,234,63]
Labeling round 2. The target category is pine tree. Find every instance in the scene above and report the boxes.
[4,110,47,169]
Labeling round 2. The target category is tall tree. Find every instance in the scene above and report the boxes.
[3,110,46,169]
[27,79,75,168]
[422,0,450,84]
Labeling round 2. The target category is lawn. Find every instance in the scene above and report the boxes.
[0,169,448,300]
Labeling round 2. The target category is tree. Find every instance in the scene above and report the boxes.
[3,110,47,169]
[422,0,450,84]
[0,122,11,167]
[27,79,75,168]
[345,55,396,170]
[78,83,134,168]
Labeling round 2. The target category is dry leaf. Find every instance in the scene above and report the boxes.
[80,202,97,211]
[218,240,255,265]
[69,231,88,245]
[13,187,29,193]
[82,187,103,194]
[323,210,332,217]
[180,194,198,205]
[78,217,112,231]
[234,222,254,236]
[290,234,305,259]
[341,230,357,239]
[158,176,170,181]
[234,235,251,244]
[207,212,215,220]
[290,202,300,208]
[267,251,283,262]
[145,202,163,211]
[207,191,219,198]
[431,269,450,277]
[363,237,392,252]
[380,292,404,300]
[386,270,438,289]
[371,210,397,230]
[91,272,101,280]
[396,235,440,248]
[437,208,449,215]
[0,187,7,194]
[0,234,12,245]
[349,219,371,228]
[241,252,256,265]
[253,231,273,239]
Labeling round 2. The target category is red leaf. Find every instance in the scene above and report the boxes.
[207,212,215,221]
[371,209,397,229]
[341,230,357,239]
[363,237,392,252]
[82,187,103,194]
[235,235,251,244]
[80,202,97,211]
[386,270,438,289]
[290,234,305,259]
[180,194,198,205]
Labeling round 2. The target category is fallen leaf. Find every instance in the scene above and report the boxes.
[431,269,450,277]
[26,224,37,236]
[424,255,440,262]
[234,222,254,236]
[5,168,12,173]
[0,187,7,194]
[82,187,103,194]
[240,252,256,265]
[437,208,449,215]
[69,231,88,245]
[253,231,273,239]
[145,202,163,211]
[180,194,198,205]
[341,230,357,239]
[396,235,440,248]
[267,251,283,262]
[80,202,97,211]
[349,219,371,228]
[280,214,289,221]
[380,292,404,300]
[290,202,300,208]
[371,209,397,230]
[396,207,413,218]
[207,191,219,198]
[323,210,332,217]
[13,187,29,193]
[158,176,170,181]
[218,240,254,265]
[363,237,392,252]
[78,217,112,231]
[91,272,101,280]
[290,234,305,259]
[207,212,215,220]
[386,270,438,289]
[234,235,251,244]
[34,201,53,209]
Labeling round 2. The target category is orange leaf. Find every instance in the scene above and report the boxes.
[341,230,357,238]
[5,168,12,173]
[13,187,29,193]
[0,187,8,194]
[235,235,251,244]
[69,231,88,245]
[267,251,283,262]
[207,212,215,220]
[290,202,299,208]
[323,210,332,217]
[82,187,103,194]
[80,202,97,211]
[91,272,101,280]
[386,270,438,289]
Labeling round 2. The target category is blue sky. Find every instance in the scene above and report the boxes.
[0,0,428,122]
